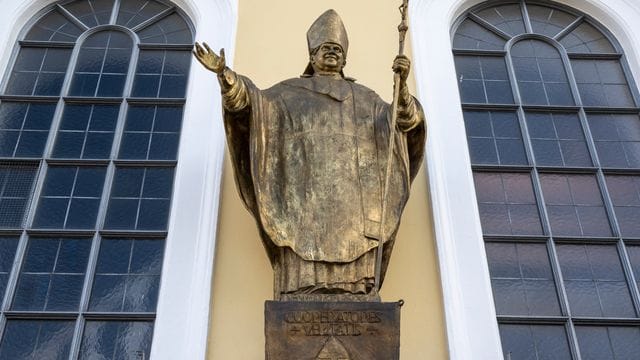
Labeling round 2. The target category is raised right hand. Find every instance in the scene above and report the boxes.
[193,42,226,74]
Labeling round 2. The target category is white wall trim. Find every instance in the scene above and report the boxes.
[410,0,640,359]
[151,0,237,359]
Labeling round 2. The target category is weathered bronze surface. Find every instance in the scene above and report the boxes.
[194,8,425,300]
[265,301,401,359]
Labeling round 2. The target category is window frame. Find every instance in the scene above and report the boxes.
[0,0,238,358]
[410,0,640,358]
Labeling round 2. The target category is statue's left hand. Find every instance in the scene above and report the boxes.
[392,55,411,82]
[193,42,226,74]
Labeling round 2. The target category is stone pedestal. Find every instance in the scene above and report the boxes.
[265,301,402,360]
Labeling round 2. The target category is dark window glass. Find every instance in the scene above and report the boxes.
[572,59,635,107]
[132,50,191,98]
[499,324,572,360]
[526,112,592,166]
[453,19,506,51]
[588,114,640,168]
[557,244,635,317]
[527,5,577,38]
[463,110,526,165]
[0,320,75,360]
[0,165,38,228]
[137,12,192,44]
[559,21,616,54]
[454,55,513,104]
[25,10,83,42]
[474,172,543,235]
[0,237,19,300]
[63,0,115,28]
[512,40,574,106]
[0,102,56,158]
[69,31,133,97]
[474,4,526,36]
[52,104,119,159]
[104,167,174,230]
[33,166,107,229]
[626,246,640,292]
[12,237,91,311]
[576,326,640,360]
[6,48,72,96]
[486,242,560,316]
[79,321,154,359]
[120,105,183,160]
[117,0,169,28]
[540,174,612,237]
[605,175,640,236]
[89,238,165,312]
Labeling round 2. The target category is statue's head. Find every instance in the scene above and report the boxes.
[303,9,348,77]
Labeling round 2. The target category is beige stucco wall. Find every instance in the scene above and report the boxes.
[207,1,448,358]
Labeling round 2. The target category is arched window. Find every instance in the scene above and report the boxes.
[0,0,192,358]
[454,2,640,358]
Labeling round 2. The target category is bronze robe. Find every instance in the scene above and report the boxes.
[222,74,425,295]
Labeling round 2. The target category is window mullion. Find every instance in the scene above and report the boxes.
[554,16,584,42]
[519,0,533,34]
[56,4,89,32]
[131,7,175,33]
[110,0,122,26]
[468,13,511,41]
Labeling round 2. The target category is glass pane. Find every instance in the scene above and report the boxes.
[120,106,183,160]
[52,104,119,159]
[486,242,560,316]
[6,48,72,96]
[474,172,543,235]
[576,326,640,360]
[0,237,19,300]
[89,238,165,312]
[63,0,115,28]
[474,4,526,36]
[526,112,591,166]
[512,40,574,106]
[560,21,616,54]
[132,50,191,98]
[589,114,640,168]
[137,12,193,44]
[79,321,154,360]
[606,175,640,236]
[117,0,169,28]
[499,324,571,360]
[12,237,91,311]
[104,167,175,230]
[557,244,635,317]
[463,111,526,165]
[0,165,38,228]
[527,4,578,38]
[70,31,133,97]
[572,59,635,107]
[0,320,74,360]
[33,166,107,229]
[454,55,513,104]
[540,174,612,237]
[453,18,506,50]
[25,10,83,42]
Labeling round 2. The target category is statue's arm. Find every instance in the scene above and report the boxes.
[193,42,250,112]
[392,55,423,132]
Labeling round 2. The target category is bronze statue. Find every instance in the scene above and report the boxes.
[194,9,425,301]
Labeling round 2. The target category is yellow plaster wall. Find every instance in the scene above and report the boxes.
[207,1,448,358]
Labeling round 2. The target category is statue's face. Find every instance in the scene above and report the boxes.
[310,42,345,74]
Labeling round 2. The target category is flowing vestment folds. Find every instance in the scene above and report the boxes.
[222,74,425,297]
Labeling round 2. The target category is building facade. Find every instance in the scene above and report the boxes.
[0,0,639,359]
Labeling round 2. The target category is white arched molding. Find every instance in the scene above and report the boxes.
[153,0,237,359]
[410,0,640,359]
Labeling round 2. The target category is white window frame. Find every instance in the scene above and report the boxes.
[0,0,237,358]
[410,0,640,358]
